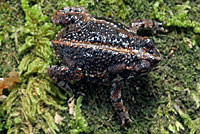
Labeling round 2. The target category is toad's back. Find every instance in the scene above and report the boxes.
[51,7,161,78]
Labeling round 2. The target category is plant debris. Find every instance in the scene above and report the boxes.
[0,68,19,98]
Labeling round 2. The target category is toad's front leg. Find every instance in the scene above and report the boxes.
[111,79,133,126]
[129,19,168,34]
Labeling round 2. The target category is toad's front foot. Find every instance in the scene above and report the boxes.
[130,19,168,34]
[120,110,133,127]
[111,80,133,126]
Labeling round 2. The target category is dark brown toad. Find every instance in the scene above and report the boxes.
[48,7,167,126]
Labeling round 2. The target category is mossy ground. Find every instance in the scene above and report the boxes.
[0,0,199,134]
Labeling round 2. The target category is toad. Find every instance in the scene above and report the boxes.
[48,7,167,126]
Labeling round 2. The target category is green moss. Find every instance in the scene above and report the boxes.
[153,0,200,33]
[68,96,89,134]
[0,0,199,133]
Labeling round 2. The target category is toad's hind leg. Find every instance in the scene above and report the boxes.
[111,79,133,126]
[47,65,83,93]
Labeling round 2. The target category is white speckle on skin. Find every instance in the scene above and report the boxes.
[84,52,93,57]
[119,33,128,38]
[146,38,151,43]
